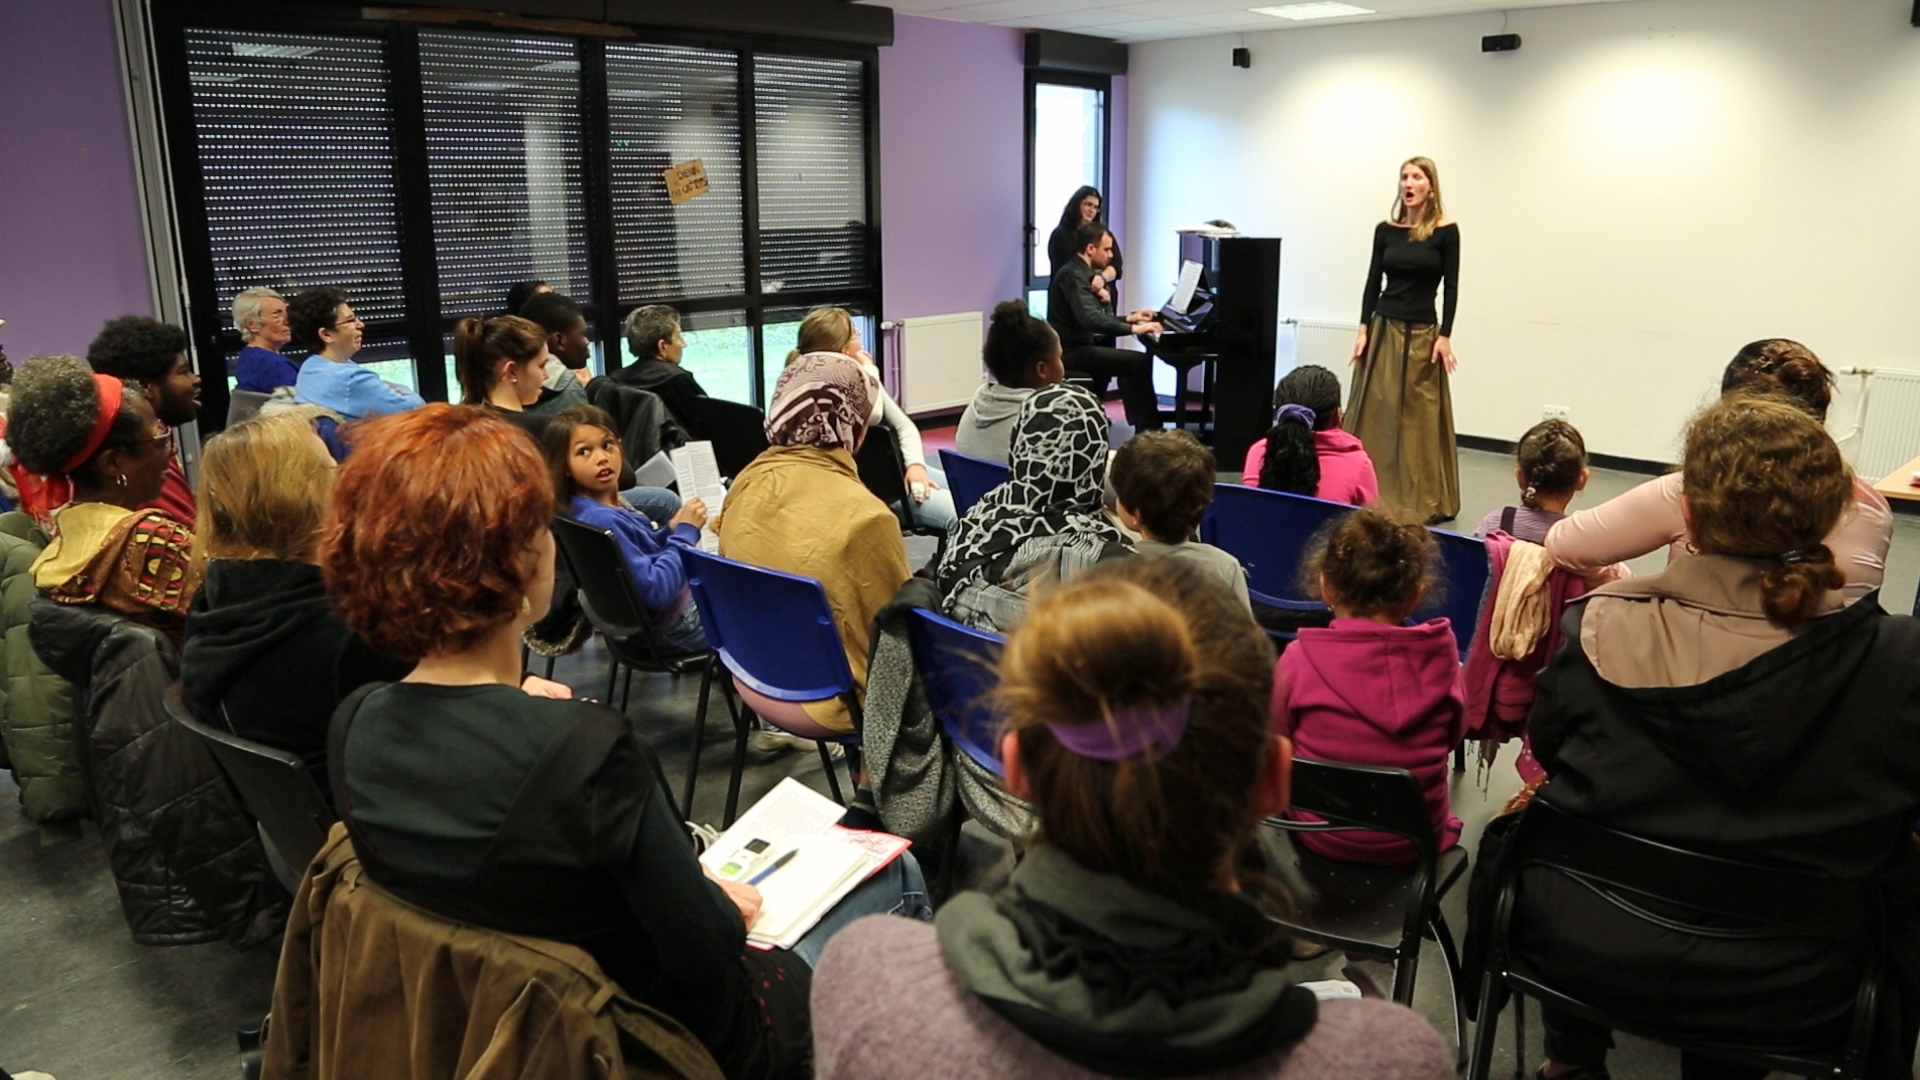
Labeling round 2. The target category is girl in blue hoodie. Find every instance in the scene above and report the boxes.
[545,405,710,655]
[1272,509,1466,864]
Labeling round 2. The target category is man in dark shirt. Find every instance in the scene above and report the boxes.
[1047,221,1163,431]
[611,304,708,433]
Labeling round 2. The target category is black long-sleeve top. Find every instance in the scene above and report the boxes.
[1359,221,1459,336]
[1046,224,1123,283]
[335,683,809,1080]
[1048,258,1135,347]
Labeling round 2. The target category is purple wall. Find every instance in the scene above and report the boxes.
[877,16,1028,323]
[0,1,154,361]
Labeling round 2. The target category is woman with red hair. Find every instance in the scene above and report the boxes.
[321,405,924,1080]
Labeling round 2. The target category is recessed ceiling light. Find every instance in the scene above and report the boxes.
[1249,2,1375,20]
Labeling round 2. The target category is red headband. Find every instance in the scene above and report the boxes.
[56,374,126,477]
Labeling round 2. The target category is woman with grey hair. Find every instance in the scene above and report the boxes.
[611,304,707,431]
[8,355,198,638]
[233,286,296,393]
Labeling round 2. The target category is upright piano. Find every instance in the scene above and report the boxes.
[1147,234,1280,469]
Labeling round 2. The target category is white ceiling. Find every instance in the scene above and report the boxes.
[862,0,1644,44]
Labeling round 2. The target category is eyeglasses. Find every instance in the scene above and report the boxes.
[332,313,364,329]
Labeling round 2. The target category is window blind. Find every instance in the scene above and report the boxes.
[182,29,407,329]
[605,43,746,306]
[418,31,590,318]
[754,55,869,295]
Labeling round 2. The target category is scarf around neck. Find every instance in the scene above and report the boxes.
[938,384,1125,591]
[764,351,871,450]
[936,844,1316,1078]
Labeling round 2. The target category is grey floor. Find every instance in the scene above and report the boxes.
[3,447,1917,1079]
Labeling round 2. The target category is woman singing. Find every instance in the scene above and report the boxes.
[1347,157,1460,524]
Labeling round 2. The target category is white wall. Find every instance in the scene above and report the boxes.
[1125,0,1920,463]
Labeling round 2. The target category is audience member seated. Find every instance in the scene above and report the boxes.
[1274,509,1464,864]
[321,404,926,1080]
[1242,365,1378,505]
[519,291,596,413]
[1521,394,1920,1080]
[288,287,425,420]
[788,306,955,532]
[1546,338,1891,601]
[613,304,707,431]
[1471,420,1595,545]
[503,278,550,317]
[1110,429,1250,611]
[955,300,1064,464]
[811,556,1456,1080]
[9,356,197,641]
[181,413,410,797]
[1047,221,1162,432]
[232,286,297,393]
[453,313,553,441]
[717,353,910,735]
[87,315,202,526]
[546,404,709,655]
[938,384,1132,634]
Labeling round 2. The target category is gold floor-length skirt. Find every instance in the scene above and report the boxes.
[1346,316,1460,523]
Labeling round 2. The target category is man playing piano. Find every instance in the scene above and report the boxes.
[1046,221,1163,432]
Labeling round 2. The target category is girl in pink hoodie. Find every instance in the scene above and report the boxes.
[1273,509,1465,864]
[1240,364,1379,505]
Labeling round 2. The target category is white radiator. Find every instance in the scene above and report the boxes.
[1842,366,1920,482]
[889,311,984,416]
[1284,318,1360,403]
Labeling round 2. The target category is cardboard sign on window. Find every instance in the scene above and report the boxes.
[664,159,710,205]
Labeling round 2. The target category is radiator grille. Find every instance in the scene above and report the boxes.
[1285,319,1360,403]
[1854,368,1920,482]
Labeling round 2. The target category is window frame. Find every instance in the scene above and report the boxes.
[150,0,882,425]
[1024,68,1111,299]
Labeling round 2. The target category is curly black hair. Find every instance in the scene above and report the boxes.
[288,287,347,351]
[87,316,187,383]
[6,355,148,477]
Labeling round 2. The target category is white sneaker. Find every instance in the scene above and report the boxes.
[14,1071,58,1080]
[751,730,844,757]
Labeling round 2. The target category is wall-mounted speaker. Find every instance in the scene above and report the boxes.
[1482,33,1522,52]
[1232,47,1251,68]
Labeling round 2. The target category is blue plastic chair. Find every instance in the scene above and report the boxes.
[904,607,1005,779]
[680,548,862,825]
[939,448,1011,520]
[1425,527,1490,662]
[1201,484,1355,602]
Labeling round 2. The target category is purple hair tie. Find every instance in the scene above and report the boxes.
[1276,403,1317,428]
[1046,697,1191,763]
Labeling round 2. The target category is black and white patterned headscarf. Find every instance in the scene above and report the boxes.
[938,383,1122,590]
[764,350,872,450]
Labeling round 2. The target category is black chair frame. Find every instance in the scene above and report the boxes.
[1263,757,1471,1065]
[854,422,944,540]
[162,684,337,895]
[551,516,737,819]
[1467,800,1887,1080]
[683,396,769,482]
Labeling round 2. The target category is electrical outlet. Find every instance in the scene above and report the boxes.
[1543,405,1570,421]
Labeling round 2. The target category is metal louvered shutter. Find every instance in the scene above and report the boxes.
[182,29,407,330]
[606,43,745,307]
[754,55,869,296]
[418,31,590,319]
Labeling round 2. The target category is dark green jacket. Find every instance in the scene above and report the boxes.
[0,511,82,842]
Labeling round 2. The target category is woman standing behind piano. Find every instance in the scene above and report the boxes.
[1046,186,1123,308]
[1347,156,1460,524]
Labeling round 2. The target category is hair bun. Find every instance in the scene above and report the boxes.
[991,299,1031,327]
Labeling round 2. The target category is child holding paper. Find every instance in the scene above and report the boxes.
[544,404,710,655]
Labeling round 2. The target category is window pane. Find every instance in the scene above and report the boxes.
[759,304,875,409]
[418,32,589,318]
[755,55,868,294]
[1032,82,1105,280]
[622,309,753,405]
[183,29,406,336]
[606,44,745,305]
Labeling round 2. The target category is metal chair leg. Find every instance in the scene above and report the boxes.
[1466,974,1504,1080]
[1454,742,1468,772]
[619,666,635,713]
[543,654,556,679]
[723,703,752,827]
[604,657,620,705]
[1389,945,1420,1004]
[680,660,715,819]
[1431,911,1469,1070]
[818,741,845,804]
[1512,994,1526,1080]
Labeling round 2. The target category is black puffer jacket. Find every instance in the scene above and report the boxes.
[30,595,284,947]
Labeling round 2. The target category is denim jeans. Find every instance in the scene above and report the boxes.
[788,851,931,968]
[904,464,958,533]
[656,601,709,655]
[621,485,681,527]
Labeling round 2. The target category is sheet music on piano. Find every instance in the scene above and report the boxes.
[1170,260,1203,314]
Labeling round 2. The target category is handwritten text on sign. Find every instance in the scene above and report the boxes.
[664,160,710,205]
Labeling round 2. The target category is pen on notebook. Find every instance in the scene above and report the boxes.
[747,849,798,886]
